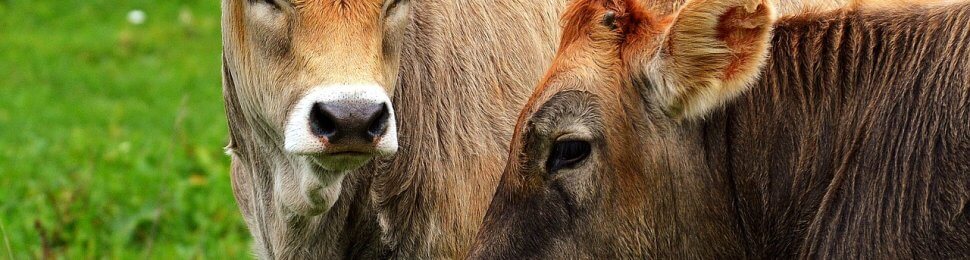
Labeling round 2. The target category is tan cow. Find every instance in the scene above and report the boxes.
[221,0,570,258]
[470,0,970,258]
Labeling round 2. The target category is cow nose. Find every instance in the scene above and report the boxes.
[308,101,390,145]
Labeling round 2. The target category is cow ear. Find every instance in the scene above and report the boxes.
[650,0,774,119]
[222,57,247,154]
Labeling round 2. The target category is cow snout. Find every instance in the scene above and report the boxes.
[284,84,399,170]
[309,101,390,147]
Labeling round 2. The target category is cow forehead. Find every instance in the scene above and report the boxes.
[289,0,387,53]
[292,0,383,15]
[532,42,624,103]
[294,0,383,22]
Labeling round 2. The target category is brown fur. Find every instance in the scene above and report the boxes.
[726,4,970,257]
[470,0,970,258]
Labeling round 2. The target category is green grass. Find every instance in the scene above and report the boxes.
[0,0,252,258]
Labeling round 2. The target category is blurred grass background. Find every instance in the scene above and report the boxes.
[0,0,252,258]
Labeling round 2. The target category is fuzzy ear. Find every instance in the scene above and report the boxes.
[649,0,775,119]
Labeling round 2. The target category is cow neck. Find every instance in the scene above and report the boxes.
[369,0,563,257]
[716,4,970,257]
[231,119,386,258]
[710,9,887,257]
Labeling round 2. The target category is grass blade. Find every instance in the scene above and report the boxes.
[0,219,13,260]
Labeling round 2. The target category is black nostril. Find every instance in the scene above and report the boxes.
[366,105,390,141]
[308,101,389,145]
[309,103,337,138]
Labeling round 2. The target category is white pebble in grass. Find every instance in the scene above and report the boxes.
[179,8,194,25]
[127,10,146,25]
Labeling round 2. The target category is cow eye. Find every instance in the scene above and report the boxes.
[546,140,591,172]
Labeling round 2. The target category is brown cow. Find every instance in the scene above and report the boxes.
[470,0,970,258]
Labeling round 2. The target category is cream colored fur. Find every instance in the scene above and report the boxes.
[647,0,775,119]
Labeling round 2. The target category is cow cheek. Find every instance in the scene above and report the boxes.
[556,157,603,209]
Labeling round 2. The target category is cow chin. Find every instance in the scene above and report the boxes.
[277,157,349,217]
[309,153,374,172]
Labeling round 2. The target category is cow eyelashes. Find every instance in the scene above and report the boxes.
[385,0,408,13]
[252,0,281,10]
[546,140,592,172]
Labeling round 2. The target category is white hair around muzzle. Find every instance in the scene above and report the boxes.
[284,84,398,157]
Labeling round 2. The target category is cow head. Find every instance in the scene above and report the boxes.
[470,0,773,257]
[222,0,411,216]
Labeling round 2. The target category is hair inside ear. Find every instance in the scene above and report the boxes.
[652,0,775,119]
[716,4,773,81]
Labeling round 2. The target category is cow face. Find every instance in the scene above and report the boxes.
[222,0,411,215]
[471,0,773,257]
